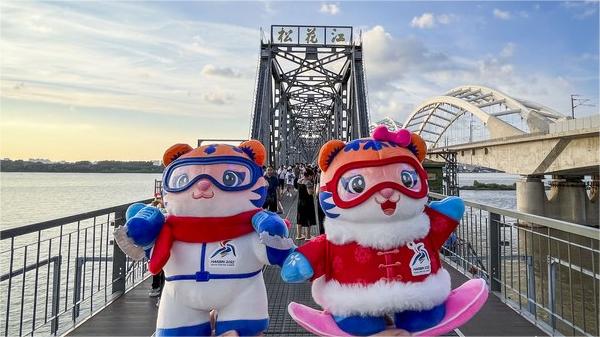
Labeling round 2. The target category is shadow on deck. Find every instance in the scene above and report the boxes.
[67,194,546,337]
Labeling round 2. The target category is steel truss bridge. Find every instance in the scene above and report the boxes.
[251,25,370,166]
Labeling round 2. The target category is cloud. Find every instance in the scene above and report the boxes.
[410,13,456,29]
[319,3,340,15]
[0,1,258,119]
[360,25,583,123]
[203,89,234,105]
[562,1,599,19]
[500,42,516,58]
[201,64,243,78]
[411,13,435,29]
[493,8,511,20]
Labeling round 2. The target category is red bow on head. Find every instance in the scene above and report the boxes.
[372,125,412,147]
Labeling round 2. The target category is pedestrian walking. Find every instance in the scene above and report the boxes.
[285,167,295,196]
[296,168,316,240]
[263,166,279,212]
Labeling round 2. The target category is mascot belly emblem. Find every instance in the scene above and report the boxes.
[281,126,488,336]
[114,140,294,336]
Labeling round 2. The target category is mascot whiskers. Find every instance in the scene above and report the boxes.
[115,141,293,336]
[282,126,488,336]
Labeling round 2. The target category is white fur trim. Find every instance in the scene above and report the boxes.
[311,269,451,316]
[113,226,146,261]
[324,212,430,250]
[258,232,296,250]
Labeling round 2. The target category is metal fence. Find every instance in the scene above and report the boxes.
[431,192,600,337]
[0,199,152,337]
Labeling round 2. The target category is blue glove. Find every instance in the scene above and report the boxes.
[430,196,465,221]
[252,210,288,237]
[126,206,165,247]
[281,251,314,283]
[126,203,147,221]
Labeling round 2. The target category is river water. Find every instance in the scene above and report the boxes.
[0,172,162,230]
[1,172,520,230]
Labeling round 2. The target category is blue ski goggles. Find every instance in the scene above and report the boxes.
[162,156,263,193]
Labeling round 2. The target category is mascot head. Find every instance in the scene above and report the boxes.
[161,141,267,217]
[317,126,430,249]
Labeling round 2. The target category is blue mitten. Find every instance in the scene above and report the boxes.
[252,210,289,237]
[252,211,294,266]
[126,206,165,247]
[429,196,465,221]
[126,203,147,221]
[281,251,314,283]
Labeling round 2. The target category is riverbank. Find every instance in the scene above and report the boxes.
[460,180,516,190]
[1,159,163,173]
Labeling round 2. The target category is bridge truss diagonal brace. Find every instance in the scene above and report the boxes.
[251,36,370,167]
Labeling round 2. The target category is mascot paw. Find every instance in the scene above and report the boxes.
[125,203,147,221]
[126,206,165,247]
[252,210,289,237]
[430,197,465,221]
[281,251,313,283]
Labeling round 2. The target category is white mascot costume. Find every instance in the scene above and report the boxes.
[115,141,294,336]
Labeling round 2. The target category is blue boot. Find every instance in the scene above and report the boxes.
[394,303,446,332]
[333,314,387,336]
[155,322,211,336]
[215,318,269,336]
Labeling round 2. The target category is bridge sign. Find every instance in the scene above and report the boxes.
[271,25,352,46]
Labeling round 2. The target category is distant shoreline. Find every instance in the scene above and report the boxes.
[1,159,164,174]
[1,170,162,174]
[460,180,516,191]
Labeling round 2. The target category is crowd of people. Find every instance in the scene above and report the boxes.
[263,163,325,240]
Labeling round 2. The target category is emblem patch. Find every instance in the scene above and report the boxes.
[209,240,237,268]
[408,241,431,276]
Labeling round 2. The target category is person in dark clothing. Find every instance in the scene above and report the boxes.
[296,168,316,240]
[263,166,279,212]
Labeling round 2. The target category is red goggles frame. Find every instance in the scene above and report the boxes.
[321,155,429,209]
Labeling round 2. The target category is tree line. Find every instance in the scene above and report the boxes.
[0,159,164,173]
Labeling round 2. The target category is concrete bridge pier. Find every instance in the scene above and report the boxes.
[546,176,588,225]
[516,175,547,217]
[518,175,599,227]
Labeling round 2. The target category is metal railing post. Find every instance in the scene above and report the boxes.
[488,212,502,292]
[526,256,537,316]
[50,256,61,335]
[111,208,127,295]
[548,258,557,331]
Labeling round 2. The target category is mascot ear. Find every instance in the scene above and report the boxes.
[410,133,428,162]
[239,140,266,167]
[163,143,193,166]
[318,140,346,172]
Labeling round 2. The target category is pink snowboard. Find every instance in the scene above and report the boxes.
[288,278,488,337]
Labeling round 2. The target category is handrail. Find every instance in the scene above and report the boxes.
[0,198,153,239]
[0,198,152,337]
[431,192,599,336]
[430,192,599,239]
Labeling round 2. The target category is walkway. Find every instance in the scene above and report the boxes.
[67,193,546,336]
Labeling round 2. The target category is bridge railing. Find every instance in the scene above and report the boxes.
[0,199,152,337]
[431,192,600,337]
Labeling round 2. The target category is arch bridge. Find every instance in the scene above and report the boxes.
[402,85,599,226]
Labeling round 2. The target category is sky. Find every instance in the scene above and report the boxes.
[1,0,598,161]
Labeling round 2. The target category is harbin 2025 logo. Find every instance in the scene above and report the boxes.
[209,240,237,268]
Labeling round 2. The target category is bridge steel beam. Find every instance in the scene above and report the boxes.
[251,26,370,166]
